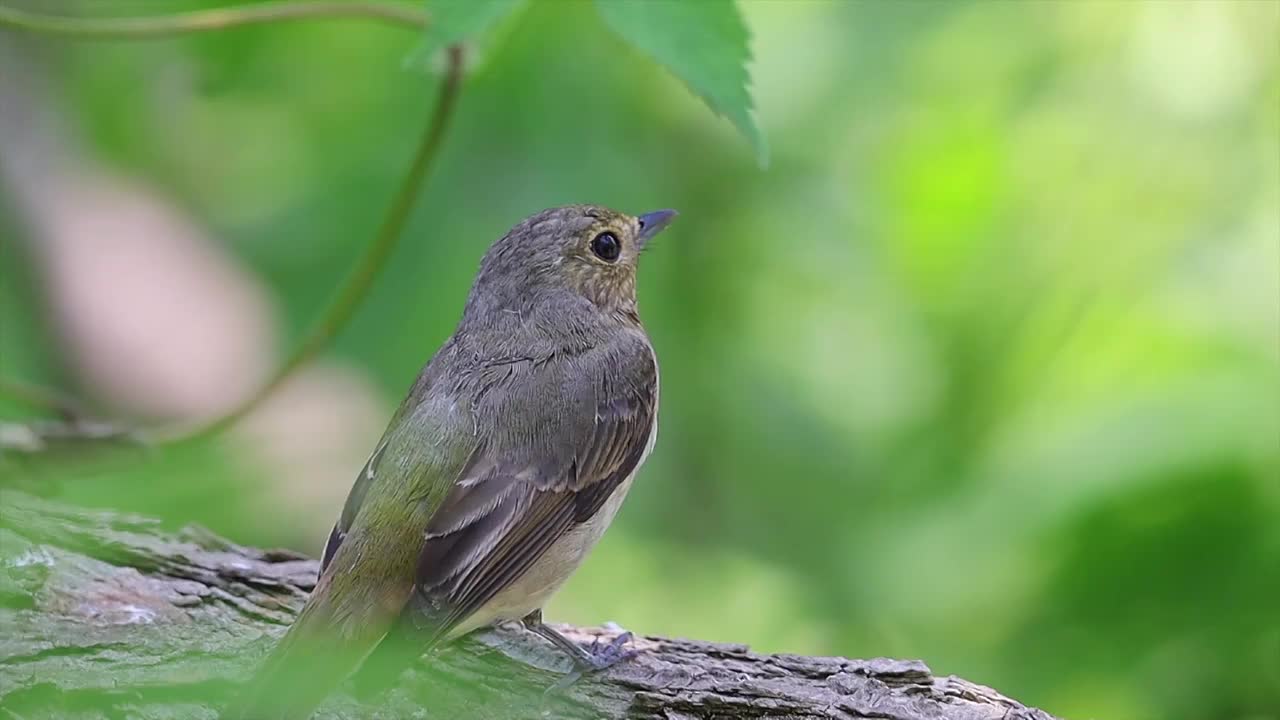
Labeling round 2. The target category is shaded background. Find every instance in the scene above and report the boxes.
[2,1,1278,719]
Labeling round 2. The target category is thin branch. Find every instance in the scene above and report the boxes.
[0,378,85,421]
[165,45,467,445]
[0,1,426,39]
[0,386,141,462]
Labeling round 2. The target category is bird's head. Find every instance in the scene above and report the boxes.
[465,205,677,320]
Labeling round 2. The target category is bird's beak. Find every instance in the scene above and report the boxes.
[636,209,678,249]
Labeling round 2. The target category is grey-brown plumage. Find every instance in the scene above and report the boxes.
[226,205,675,719]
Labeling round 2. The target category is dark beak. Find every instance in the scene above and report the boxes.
[636,209,678,249]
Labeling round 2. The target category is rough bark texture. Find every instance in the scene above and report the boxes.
[0,489,1059,720]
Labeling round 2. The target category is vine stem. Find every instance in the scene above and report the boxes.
[162,45,465,445]
[0,1,427,38]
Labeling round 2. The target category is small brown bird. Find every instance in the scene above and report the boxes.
[228,204,676,718]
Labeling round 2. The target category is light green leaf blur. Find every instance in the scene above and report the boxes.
[594,0,766,165]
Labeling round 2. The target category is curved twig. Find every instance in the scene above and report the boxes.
[166,45,466,444]
[0,378,86,421]
[0,1,426,39]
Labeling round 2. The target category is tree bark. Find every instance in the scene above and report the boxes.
[0,489,1058,720]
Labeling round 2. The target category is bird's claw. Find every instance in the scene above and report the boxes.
[544,631,637,696]
[584,631,636,670]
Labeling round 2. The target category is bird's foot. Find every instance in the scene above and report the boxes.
[520,612,637,693]
[581,631,637,671]
[545,632,636,694]
[546,630,638,694]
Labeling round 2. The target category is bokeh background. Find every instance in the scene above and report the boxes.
[2,1,1278,719]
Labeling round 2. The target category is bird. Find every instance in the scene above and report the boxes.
[226,204,676,719]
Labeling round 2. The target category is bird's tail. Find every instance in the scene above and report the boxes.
[222,584,386,720]
[348,598,449,702]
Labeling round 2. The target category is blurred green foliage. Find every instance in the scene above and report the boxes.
[1,2,1277,719]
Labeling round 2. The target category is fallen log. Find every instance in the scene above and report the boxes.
[0,489,1058,719]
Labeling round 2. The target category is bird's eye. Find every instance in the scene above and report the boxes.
[590,232,621,262]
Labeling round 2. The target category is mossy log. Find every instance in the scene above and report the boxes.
[0,489,1058,720]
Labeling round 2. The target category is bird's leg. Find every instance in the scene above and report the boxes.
[519,610,636,676]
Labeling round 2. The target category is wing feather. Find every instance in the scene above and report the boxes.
[424,338,654,631]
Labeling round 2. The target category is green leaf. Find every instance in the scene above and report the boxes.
[594,0,766,166]
[417,0,528,63]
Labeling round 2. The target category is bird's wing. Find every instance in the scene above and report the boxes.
[416,338,657,637]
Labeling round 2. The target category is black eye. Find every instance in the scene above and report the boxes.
[590,232,621,262]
